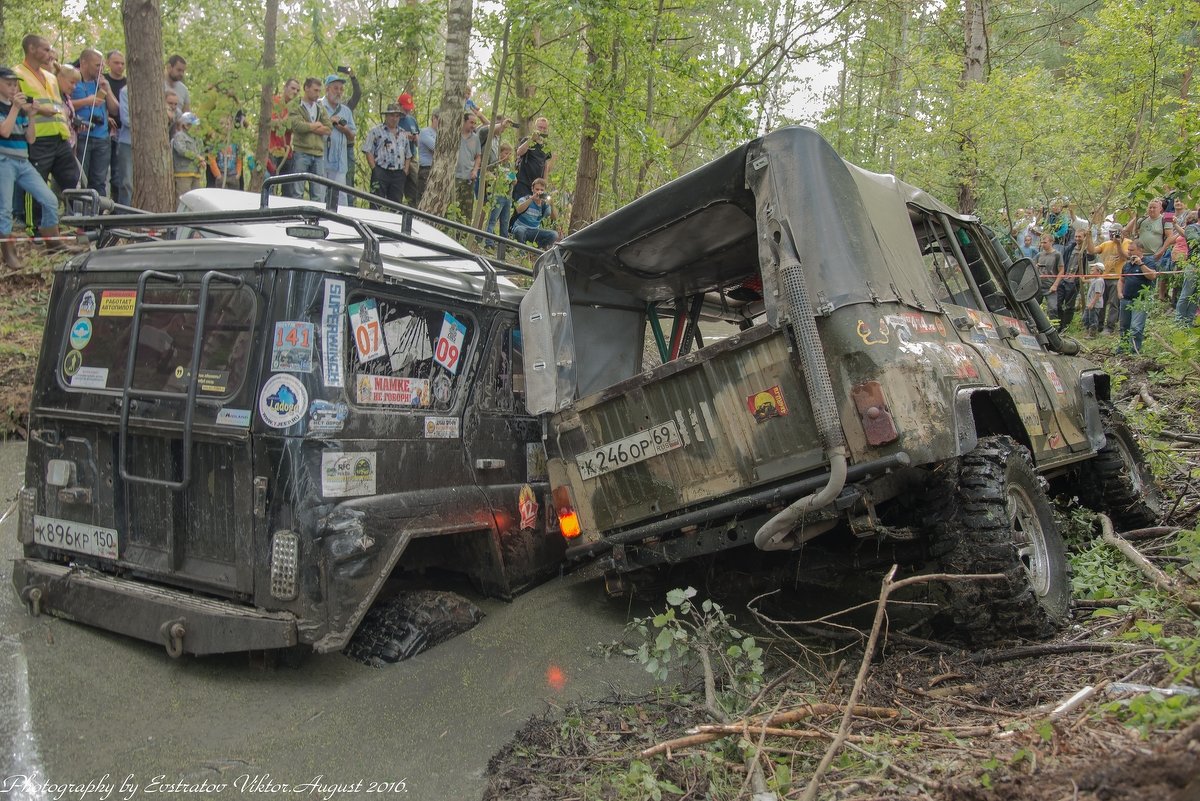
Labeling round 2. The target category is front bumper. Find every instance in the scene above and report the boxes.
[13,559,298,656]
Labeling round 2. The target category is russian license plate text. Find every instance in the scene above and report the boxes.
[577,421,684,479]
[33,516,119,559]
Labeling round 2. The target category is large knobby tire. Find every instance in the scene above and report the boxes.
[1081,406,1163,531]
[931,436,1071,642]
[344,590,484,667]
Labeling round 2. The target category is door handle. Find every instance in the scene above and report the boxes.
[474,459,506,470]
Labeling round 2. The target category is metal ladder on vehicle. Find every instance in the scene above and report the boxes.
[118,269,245,490]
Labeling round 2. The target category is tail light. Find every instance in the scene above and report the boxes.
[552,486,582,540]
[17,487,36,545]
[270,531,299,600]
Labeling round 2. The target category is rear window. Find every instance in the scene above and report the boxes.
[59,285,257,396]
[346,293,475,411]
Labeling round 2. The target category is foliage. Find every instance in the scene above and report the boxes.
[622,587,764,709]
[1102,691,1200,738]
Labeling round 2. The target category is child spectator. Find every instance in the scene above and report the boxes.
[511,177,559,249]
[171,111,203,200]
[0,65,61,269]
[1083,263,1105,337]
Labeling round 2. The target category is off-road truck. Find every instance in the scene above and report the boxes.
[521,126,1161,640]
[12,177,564,661]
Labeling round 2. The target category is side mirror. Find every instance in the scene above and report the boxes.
[1006,257,1040,303]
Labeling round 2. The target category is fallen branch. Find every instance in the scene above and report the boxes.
[1162,430,1200,445]
[1119,525,1180,541]
[639,702,899,758]
[1100,513,1181,595]
[970,641,1147,665]
[1137,382,1162,411]
[1150,332,1200,377]
[841,740,941,791]
[799,568,1005,801]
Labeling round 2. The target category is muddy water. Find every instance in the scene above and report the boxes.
[0,441,652,801]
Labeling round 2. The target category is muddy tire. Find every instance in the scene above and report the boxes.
[344,590,484,667]
[1081,406,1163,531]
[931,436,1070,643]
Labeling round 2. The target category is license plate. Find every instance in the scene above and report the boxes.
[33,515,119,559]
[577,421,684,479]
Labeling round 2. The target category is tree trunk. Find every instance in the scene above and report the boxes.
[474,17,510,228]
[419,0,472,218]
[957,0,988,215]
[122,0,172,212]
[250,0,279,194]
[569,36,601,234]
[0,0,6,65]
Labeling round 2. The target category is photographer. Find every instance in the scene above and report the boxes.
[1117,240,1159,354]
[70,49,112,194]
[320,73,356,205]
[512,116,553,200]
[0,66,61,269]
[511,177,559,249]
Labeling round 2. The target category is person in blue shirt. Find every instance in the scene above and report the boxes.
[1117,240,1159,354]
[70,49,114,195]
[0,65,60,269]
[511,177,559,249]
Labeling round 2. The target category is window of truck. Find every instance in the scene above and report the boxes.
[345,294,475,411]
[59,285,257,396]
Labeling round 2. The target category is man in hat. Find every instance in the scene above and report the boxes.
[0,65,62,268]
[396,92,420,205]
[320,73,355,205]
[362,103,408,205]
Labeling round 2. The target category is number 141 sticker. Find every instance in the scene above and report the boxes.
[435,312,467,374]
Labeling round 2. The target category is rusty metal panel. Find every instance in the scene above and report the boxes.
[572,329,825,531]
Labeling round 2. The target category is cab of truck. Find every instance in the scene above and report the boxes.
[520,126,1160,641]
[13,180,564,659]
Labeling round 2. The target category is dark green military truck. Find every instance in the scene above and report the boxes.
[521,126,1161,640]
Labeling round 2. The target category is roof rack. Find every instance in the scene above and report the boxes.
[63,178,540,304]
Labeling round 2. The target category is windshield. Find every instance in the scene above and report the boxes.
[59,285,257,396]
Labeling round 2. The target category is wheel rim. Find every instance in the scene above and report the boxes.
[1008,483,1051,596]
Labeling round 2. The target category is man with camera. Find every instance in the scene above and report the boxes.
[70,49,114,195]
[1086,224,1128,334]
[1117,240,1159,354]
[512,116,553,201]
[511,177,559,249]
[0,65,61,268]
[320,73,356,205]
[14,35,78,238]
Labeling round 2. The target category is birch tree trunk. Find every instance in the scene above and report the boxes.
[420,0,472,218]
[569,36,600,234]
[122,0,173,211]
[957,0,988,214]
[250,0,279,194]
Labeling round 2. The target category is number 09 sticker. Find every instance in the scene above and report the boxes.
[435,312,467,374]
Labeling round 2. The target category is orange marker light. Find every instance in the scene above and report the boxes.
[558,508,582,539]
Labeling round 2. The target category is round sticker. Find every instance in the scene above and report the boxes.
[432,374,452,405]
[258,374,309,429]
[77,290,96,318]
[63,349,82,377]
[70,318,92,350]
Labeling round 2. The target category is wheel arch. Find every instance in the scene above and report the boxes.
[954,387,1035,459]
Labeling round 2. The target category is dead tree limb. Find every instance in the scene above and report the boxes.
[971,641,1148,665]
[799,567,1005,801]
[1100,513,1181,595]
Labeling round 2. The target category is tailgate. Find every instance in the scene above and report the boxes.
[556,324,826,533]
[27,271,267,596]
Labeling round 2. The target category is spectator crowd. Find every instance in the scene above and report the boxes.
[1013,195,1200,353]
[1,32,564,271]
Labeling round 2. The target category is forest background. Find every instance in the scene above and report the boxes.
[0,0,1197,234]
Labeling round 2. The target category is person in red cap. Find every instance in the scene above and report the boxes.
[396,92,420,205]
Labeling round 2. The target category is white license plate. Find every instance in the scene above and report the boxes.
[33,515,119,560]
[577,421,684,479]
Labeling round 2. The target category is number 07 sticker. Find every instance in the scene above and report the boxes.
[435,312,467,374]
[348,299,387,362]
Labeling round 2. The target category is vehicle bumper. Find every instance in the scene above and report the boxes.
[12,559,298,656]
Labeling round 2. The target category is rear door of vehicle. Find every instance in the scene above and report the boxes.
[33,264,271,596]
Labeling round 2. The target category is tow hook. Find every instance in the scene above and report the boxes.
[21,586,43,617]
[160,619,187,658]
